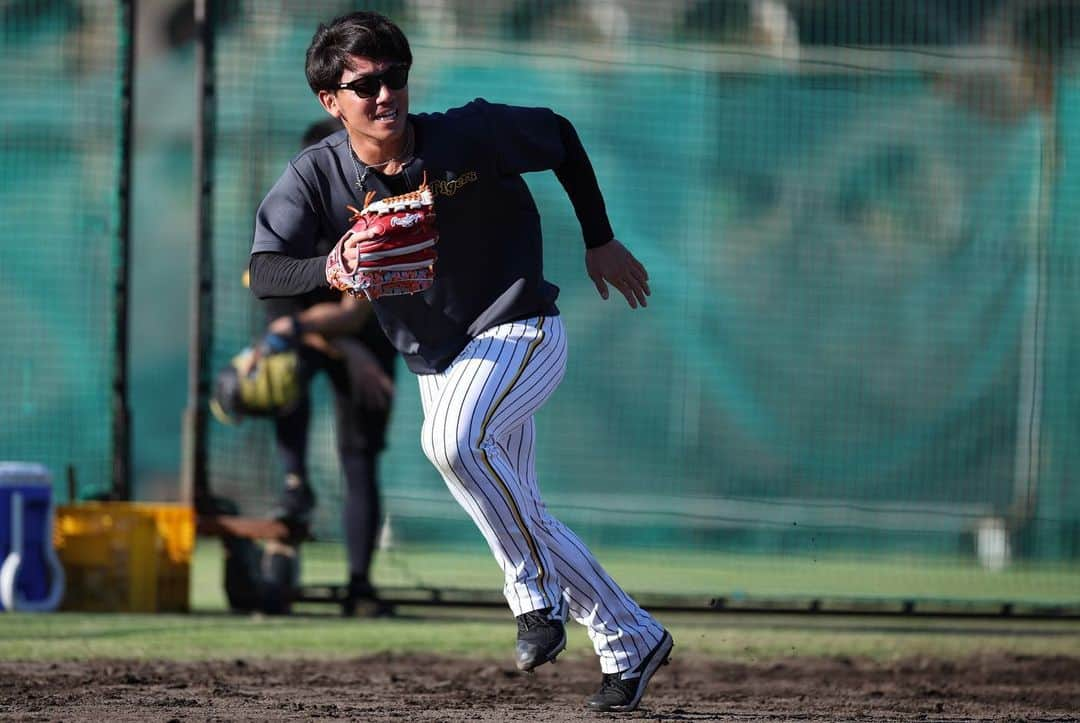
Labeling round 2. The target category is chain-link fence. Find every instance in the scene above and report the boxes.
[191,0,1080,604]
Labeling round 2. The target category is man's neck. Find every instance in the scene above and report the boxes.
[349,123,412,169]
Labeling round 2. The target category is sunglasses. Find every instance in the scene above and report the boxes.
[334,64,409,99]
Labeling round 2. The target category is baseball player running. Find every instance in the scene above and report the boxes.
[248,11,672,712]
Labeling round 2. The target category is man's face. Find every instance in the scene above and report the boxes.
[319,55,410,145]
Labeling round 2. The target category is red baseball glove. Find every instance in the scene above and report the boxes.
[326,180,438,300]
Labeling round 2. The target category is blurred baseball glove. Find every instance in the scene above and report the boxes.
[210,334,308,425]
[325,179,438,300]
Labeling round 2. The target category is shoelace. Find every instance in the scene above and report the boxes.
[516,610,552,634]
[596,672,636,700]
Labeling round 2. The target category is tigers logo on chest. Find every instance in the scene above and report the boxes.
[431,171,479,198]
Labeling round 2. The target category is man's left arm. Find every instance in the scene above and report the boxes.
[551,114,650,309]
[484,100,651,308]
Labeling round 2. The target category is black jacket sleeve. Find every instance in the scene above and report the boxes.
[477,99,615,250]
[552,113,615,249]
[249,252,327,299]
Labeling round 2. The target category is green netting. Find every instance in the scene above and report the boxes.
[204,1,1080,602]
[0,0,128,499]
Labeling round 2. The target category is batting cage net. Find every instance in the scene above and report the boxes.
[201,1,1080,608]
[0,0,131,501]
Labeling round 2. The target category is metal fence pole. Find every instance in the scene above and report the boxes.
[182,0,215,509]
[111,0,135,501]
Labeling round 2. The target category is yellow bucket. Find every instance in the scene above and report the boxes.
[53,502,195,613]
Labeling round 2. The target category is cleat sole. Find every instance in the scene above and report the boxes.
[515,633,567,672]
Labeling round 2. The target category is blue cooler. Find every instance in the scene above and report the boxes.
[0,463,65,611]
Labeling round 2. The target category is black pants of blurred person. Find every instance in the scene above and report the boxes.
[273,336,395,600]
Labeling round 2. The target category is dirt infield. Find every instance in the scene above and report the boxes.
[2,653,1078,721]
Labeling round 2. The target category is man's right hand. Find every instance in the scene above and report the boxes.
[340,226,381,270]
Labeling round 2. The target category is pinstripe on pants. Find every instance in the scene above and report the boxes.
[417,315,665,674]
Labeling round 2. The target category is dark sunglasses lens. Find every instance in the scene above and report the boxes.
[384,65,409,90]
[350,77,381,98]
[341,66,408,97]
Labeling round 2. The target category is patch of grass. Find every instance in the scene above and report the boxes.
[1,541,1075,663]
[1,609,1078,663]
[190,540,1080,611]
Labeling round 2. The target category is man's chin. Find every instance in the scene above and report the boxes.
[365,126,401,143]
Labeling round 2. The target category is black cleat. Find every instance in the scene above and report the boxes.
[514,608,567,672]
[586,630,673,712]
[342,578,393,618]
[270,474,316,538]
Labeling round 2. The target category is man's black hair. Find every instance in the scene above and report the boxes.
[305,11,412,94]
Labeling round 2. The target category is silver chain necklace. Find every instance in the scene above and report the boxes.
[350,124,415,194]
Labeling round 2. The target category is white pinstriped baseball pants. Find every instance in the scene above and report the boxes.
[417,315,665,674]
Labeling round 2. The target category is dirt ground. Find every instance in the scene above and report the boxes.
[1,653,1079,721]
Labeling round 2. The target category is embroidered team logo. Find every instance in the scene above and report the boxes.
[432,171,478,198]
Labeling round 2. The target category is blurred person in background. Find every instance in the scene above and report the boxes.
[247,10,671,713]
[933,0,1079,122]
[261,117,398,616]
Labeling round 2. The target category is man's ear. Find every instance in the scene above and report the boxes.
[317,90,342,120]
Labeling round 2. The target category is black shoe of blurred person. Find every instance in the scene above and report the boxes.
[270,474,315,540]
[515,607,566,671]
[586,630,673,712]
[342,577,392,618]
